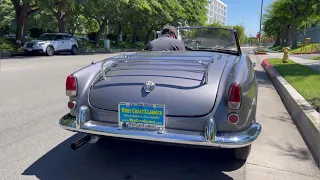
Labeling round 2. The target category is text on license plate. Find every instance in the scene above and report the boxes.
[118,102,165,130]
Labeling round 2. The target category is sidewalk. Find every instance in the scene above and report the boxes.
[261,53,320,72]
[290,56,320,72]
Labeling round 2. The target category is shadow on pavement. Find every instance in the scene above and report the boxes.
[22,133,245,180]
[268,140,313,161]
[260,112,294,124]
[255,69,274,89]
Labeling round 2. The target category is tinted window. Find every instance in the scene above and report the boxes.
[55,35,63,40]
[62,35,71,40]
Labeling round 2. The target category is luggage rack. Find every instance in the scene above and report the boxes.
[100,55,215,84]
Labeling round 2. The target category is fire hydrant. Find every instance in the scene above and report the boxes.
[282,47,290,63]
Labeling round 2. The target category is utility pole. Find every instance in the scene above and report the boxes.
[258,0,264,50]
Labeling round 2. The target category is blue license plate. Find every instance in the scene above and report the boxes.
[118,102,165,131]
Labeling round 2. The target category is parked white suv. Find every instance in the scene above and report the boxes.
[23,33,79,56]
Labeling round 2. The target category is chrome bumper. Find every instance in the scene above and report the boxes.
[59,106,262,148]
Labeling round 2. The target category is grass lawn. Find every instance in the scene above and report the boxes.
[290,43,320,54]
[268,58,320,111]
[269,46,284,52]
[255,48,268,52]
[309,56,320,60]
[270,43,320,54]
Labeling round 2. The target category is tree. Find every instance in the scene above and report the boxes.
[233,25,245,45]
[179,0,208,26]
[79,0,131,44]
[286,0,319,48]
[263,0,320,48]
[0,0,15,36]
[10,0,40,43]
[38,0,78,33]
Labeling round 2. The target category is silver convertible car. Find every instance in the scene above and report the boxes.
[59,26,261,161]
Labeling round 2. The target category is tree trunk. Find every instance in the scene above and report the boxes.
[58,18,65,32]
[54,3,66,33]
[145,27,153,45]
[15,11,27,44]
[275,33,281,46]
[281,25,290,47]
[291,24,298,48]
[11,1,40,44]
[94,20,107,45]
[131,30,137,45]
[115,23,122,45]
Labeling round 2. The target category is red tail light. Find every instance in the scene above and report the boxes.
[66,75,77,97]
[228,84,241,109]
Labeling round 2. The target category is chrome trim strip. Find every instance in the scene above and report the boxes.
[100,56,214,84]
[60,111,261,148]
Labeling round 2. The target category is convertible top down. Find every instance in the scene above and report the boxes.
[59,26,261,161]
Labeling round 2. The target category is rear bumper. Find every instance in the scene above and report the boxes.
[59,106,262,148]
[23,48,45,53]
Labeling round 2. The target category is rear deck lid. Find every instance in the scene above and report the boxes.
[89,52,229,116]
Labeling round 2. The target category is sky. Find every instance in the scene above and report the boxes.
[222,0,274,37]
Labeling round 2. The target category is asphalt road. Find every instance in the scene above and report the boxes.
[0,49,319,180]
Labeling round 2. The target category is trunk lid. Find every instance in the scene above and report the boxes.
[89,51,229,117]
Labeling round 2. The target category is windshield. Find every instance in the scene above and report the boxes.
[176,27,240,54]
[37,34,56,40]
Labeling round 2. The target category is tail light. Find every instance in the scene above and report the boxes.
[228,83,241,109]
[66,75,77,97]
[228,113,239,124]
[68,101,76,110]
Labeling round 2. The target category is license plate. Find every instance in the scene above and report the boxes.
[27,48,32,51]
[118,102,165,131]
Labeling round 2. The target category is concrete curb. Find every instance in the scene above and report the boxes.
[0,49,145,58]
[293,52,320,55]
[253,49,268,55]
[261,59,320,167]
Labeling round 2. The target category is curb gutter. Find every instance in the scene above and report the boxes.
[261,59,320,167]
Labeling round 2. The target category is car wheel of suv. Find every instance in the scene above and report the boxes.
[71,45,78,55]
[234,145,251,161]
[46,46,54,56]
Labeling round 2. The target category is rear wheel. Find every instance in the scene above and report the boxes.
[71,45,78,55]
[46,46,54,56]
[234,145,251,161]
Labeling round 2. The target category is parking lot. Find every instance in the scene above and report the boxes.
[0,49,319,180]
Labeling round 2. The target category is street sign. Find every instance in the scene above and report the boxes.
[256,33,260,39]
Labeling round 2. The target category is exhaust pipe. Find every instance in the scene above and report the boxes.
[71,134,91,150]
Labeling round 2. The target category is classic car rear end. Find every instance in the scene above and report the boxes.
[59,27,261,161]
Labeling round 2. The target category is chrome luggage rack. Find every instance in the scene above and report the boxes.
[100,54,215,84]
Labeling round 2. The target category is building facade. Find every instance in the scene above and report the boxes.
[206,0,227,25]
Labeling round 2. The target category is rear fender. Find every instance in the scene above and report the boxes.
[212,54,257,132]
[68,61,105,116]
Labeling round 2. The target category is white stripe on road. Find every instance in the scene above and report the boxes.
[0,66,37,71]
